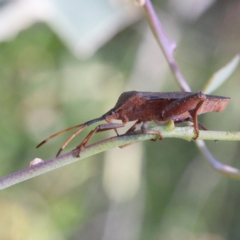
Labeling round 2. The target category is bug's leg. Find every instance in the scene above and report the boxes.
[174,117,208,130]
[105,120,120,136]
[189,100,206,139]
[119,120,142,149]
[141,122,163,141]
[120,120,163,149]
[75,122,125,157]
[162,92,206,140]
[183,117,208,130]
[198,122,208,131]
[125,120,142,134]
[53,118,105,157]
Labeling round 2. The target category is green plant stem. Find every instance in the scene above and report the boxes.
[141,0,191,92]
[1,123,240,189]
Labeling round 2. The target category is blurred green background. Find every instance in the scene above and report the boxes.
[0,0,240,239]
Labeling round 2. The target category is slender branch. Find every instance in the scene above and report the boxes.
[138,0,191,92]
[1,122,240,189]
[195,140,240,180]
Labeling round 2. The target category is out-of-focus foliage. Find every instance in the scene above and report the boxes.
[0,1,240,240]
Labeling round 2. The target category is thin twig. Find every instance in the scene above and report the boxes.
[141,0,191,92]
[1,123,240,189]
[196,140,240,180]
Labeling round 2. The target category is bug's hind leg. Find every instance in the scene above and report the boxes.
[162,92,206,140]
[189,99,206,139]
[174,117,208,130]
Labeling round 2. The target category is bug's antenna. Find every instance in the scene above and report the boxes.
[36,124,83,148]
[36,117,104,150]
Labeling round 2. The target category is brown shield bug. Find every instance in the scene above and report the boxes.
[37,91,230,157]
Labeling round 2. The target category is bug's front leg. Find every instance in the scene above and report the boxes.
[75,122,125,157]
[162,92,206,140]
[141,122,163,140]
